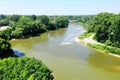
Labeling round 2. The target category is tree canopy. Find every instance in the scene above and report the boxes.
[0,38,14,58]
[0,57,53,80]
[0,15,69,40]
[86,12,120,48]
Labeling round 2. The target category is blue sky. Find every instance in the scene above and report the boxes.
[0,0,120,15]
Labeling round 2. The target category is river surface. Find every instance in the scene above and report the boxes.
[11,24,120,80]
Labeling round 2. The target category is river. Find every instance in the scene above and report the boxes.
[11,24,120,80]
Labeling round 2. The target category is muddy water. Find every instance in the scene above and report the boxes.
[11,24,120,80]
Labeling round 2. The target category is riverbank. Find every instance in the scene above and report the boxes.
[74,34,120,59]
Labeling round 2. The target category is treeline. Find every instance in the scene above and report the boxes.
[85,12,120,48]
[68,15,94,24]
[0,14,68,40]
[0,57,53,80]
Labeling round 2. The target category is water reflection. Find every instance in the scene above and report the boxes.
[13,49,25,57]
[48,29,66,37]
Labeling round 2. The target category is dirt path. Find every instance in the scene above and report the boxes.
[83,34,102,45]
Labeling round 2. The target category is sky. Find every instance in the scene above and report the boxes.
[0,0,120,15]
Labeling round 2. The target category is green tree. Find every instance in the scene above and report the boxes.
[30,15,37,21]
[0,19,9,26]
[86,12,120,47]
[0,14,6,20]
[11,28,24,38]
[9,14,20,22]
[38,15,50,25]
[0,28,12,40]
[0,38,14,58]
[0,57,54,80]
[55,16,69,28]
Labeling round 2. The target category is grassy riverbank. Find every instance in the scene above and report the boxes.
[77,32,120,56]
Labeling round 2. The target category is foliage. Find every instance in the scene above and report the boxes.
[79,32,93,39]
[0,19,9,26]
[0,38,14,58]
[55,16,69,28]
[38,15,50,25]
[77,16,93,24]
[0,57,54,80]
[0,15,69,40]
[86,12,120,48]
[11,28,24,38]
[87,43,120,55]
[0,28,12,40]
[48,22,57,30]
[0,14,6,20]
[9,15,20,22]
[67,15,94,24]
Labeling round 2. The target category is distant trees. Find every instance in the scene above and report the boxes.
[67,15,93,24]
[9,15,20,22]
[77,16,93,24]
[55,16,69,28]
[30,15,37,21]
[0,15,69,40]
[0,19,9,26]
[0,14,6,20]
[38,15,50,25]
[86,12,120,48]
[0,57,53,80]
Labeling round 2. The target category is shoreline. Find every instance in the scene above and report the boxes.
[74,36,120,59]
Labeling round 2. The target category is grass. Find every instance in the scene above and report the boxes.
[79,32,120,55]
[87,43,120,55]
[79,32,93,39]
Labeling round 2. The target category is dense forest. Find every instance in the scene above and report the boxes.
[0,14,68,40]
[85,12,120,48]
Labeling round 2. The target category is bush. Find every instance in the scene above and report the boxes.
[0,57,54,80]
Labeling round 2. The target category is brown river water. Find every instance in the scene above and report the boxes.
[11,24,120,80]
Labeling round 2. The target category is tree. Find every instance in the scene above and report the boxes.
[0,14,6,20]
[30,15,37,21]
[0,15,69,40]
[0,19,9,26]
[55,16,69,28]
[0,28,12,40]
[0,57,54,80]
[11,28,24,38]
[38,15,50,25]
[9,14,20,22]
[86,12,120,47]
[0,38,14,58]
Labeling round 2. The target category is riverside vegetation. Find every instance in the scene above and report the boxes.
[0,15,68,40]
[0,37,54,80]
[0,12,120,79]
[0,57,53,80]
[78,12,120,55]
[0,14,68,80]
